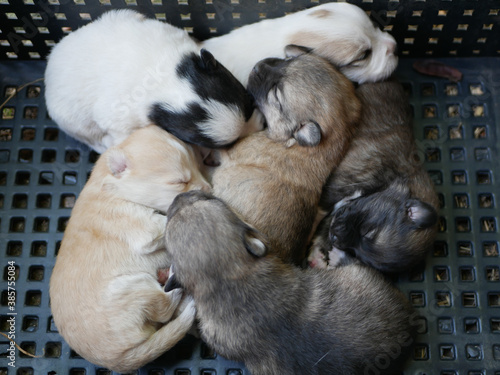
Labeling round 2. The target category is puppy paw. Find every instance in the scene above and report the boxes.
[178,297,196,325]
[284,138,297,148]
[307,245,328,269]
[166,288,183,308]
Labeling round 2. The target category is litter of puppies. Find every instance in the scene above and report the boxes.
[47,3,437,374]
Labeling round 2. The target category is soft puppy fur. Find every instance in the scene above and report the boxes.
[211,46,360,265]
[164,191,417,375]
[49,125,210,373]
[202,2,398,86]
[308,80,439,273]
[44,9,259,153]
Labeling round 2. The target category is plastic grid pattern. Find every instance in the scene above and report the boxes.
[0,0,500,371]
[0,56,499,374]
[1,0,500,60]
[395,58,500,375]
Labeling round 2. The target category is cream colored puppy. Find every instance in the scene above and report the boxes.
[202,2,398,86]
[49,125,210,373]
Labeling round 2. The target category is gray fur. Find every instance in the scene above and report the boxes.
[310,79,439,273]
[165,190,418,375]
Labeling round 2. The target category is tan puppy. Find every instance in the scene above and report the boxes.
[211,47,360,265]
[49,125,210,373]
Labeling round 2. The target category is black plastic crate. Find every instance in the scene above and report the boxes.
[0,1,499,374]
[394,57,500,375]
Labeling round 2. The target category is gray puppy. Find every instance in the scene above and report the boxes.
[165,190,418,375]
[308,80,439,273]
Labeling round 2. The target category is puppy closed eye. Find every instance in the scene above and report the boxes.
[168,178,190,187]
[271,84,284,100]
[268,84,283,109]
[351,49,372,64]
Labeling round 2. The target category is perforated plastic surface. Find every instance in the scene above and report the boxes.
[1,0,500,373]
[0,56,498,375]
[395,58,500,375]
[1,0,500,60]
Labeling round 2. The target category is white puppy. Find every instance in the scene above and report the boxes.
[202,2,398,85]
[44,9,259,153]
[49,125,210,373]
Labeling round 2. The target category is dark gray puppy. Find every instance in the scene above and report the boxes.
[165,190,417,375]
[308,79,439,273]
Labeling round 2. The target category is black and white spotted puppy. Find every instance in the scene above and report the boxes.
[45,9,260,153]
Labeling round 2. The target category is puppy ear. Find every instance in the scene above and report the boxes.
[407,199,438,229]
[244,227,268,258]
[294,121,322,147]
[199,48,218,70]
[106,149,129,178]
[285,44,313,58]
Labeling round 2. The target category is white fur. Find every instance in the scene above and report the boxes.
[327,246,347,268]
[195,100,264,144]
[308,244,346,269]
[44,9,255,153]
[202,2,398,85]
[49,126,210,373]
[307,244,329,269]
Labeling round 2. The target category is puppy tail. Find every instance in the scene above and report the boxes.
[120,298,196,371]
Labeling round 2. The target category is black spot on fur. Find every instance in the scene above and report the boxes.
[176,50,254,121]
[149,102,218,148]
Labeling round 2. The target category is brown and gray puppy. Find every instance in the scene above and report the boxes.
[49,125,210,373]
[164,190,417,375]
[211,46,360,265]
[308,80,439,273]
